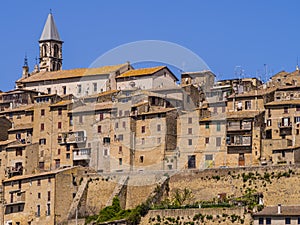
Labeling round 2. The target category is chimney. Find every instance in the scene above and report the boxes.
[277,204,281,214]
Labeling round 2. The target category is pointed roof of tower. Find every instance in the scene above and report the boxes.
[39,13,62,42]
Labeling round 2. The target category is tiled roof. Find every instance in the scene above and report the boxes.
[200,110,264,121]
[226,110,264,119]
[3,166,79,182]
[227,87,276,98]
[8,123,32,131]
[0,105,34,114]
[50,100,73,107]
[140,108,176,115]
[0,140,15,146]
[17,63,128,83]
[116,66,165,78]
[265,99,300,106]
[71,102,113,113]
[253,205,300,216]
[97,89,120,97]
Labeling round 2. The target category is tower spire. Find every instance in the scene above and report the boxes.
[39,12,63,72]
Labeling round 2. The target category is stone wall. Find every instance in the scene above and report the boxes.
[141,208,252,225]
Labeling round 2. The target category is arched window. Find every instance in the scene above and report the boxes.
[54,44,59,58]
[42,44,47,57]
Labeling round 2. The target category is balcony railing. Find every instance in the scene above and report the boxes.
[58,131,87,145]
[73,148,91,161]
[278,122,292,128]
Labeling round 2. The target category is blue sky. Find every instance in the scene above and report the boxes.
[1,1,300,91]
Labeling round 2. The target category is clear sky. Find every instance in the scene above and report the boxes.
[1,1,300,91]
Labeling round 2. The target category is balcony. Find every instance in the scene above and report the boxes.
[279,122,292,136]
[58,131,86,145]
[73,148,91,161]
[278,122,292,128]
[227,123,252,132]
[5,191,25,206]
[227,145,252,154]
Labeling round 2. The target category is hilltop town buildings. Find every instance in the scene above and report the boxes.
[0,12,300,225]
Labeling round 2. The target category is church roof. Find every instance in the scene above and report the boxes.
[40,13,62,42]
[17,63,128,83]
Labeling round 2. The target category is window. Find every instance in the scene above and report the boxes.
[118,146,122,154]
[99,113,104,121]
[58,122,62,129]
[141,138,145,145]
[103,149,109,156]
[55,159,60,168]
[57,149,61,155]
[217,122,221,131]
[205,137,209,144]
[36,205,40,217]
[115,122,119,129]
[188,117,192,124]
[245,101,251,110]
[47,203,50,216]
[284,107,288,113]
[37,179,41,186]
[58,108,62,116]
[66,153,70,159]
[267,119,272,126]
[16,148,22,156]
[48,177,51,183]
[285,218,291,224]
[122,121,126,129]
[38,193,41,199]
[216,137,221,147]
[205,154,213,161]
[39,162,44,169]
[188,139,192,146]
[119,158,122,166]
[66,145,70,151]
[205,122,210,129]
[141,126,145,133]
[139,156,144,163]
[77,84,82,94]
[69,115,73,126]
[118,134,123,141]
[188,155,196,169]
[79,115,83,124]
[39,138,46,145]
[41,109,45,116]
[62,86,66,95]
[213,107,217,114]
[258,218,263,225]
[157,124,161,132]
[47,88,51,94]
[157,137,161,144]
[103,137,110,144]
[93,83,97,92]
[188,128,192,135]
[266,218,271,225]
[98,125,102,133]
[48,191,51,201]
[40,123,45,131]
[298,217,300,224]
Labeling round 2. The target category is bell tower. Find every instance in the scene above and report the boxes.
[39,12,63,72]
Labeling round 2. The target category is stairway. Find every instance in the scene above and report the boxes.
[106,175,129,207]
[67,177,88,220]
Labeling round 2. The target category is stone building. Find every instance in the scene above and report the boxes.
[253,205,300,225]
[1,167,87,225]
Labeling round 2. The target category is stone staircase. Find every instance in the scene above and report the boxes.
[106,175,129,207]
[67,177,89,220]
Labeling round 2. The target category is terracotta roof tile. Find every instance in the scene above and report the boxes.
[116,66,165,78]
[18,63,128,83]
[253,205,300,216]
[266,99,300,106]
